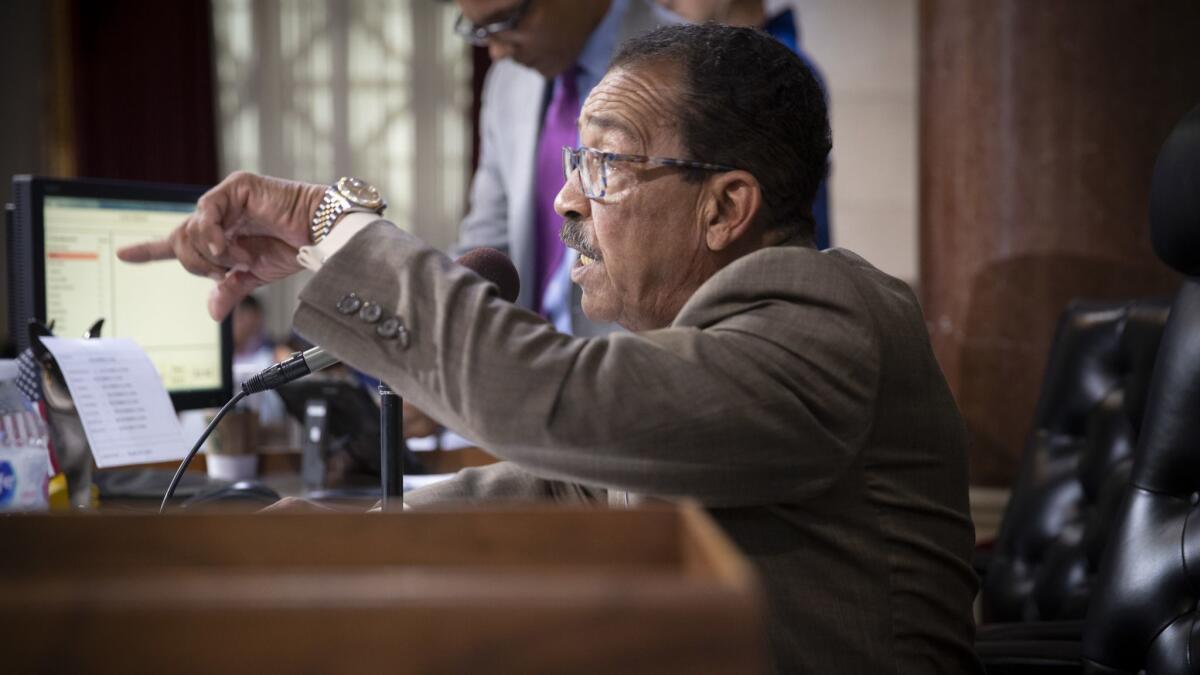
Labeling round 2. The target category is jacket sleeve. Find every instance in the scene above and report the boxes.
[405,461,606,508]
[293,223,880,508]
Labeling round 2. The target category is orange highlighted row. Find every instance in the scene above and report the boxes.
[48,251,99,261]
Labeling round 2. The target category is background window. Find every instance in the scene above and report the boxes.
[212,0,472,334]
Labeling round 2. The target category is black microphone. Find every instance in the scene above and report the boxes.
[455,247,521,303]
[241,346,338,394]
[239,247,520,395]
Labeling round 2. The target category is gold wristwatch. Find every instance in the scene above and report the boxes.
[309,177,387,245]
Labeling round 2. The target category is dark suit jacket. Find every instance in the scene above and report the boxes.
[293,222,982,674]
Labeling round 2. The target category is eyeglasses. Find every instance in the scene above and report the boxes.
[562,146,736,200]
[453,0,533,46]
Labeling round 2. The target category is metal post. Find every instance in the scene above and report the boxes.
[379,383,404,511]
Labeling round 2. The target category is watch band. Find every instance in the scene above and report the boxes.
[310,179,385,245]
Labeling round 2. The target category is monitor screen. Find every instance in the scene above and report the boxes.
[9,176,233,410]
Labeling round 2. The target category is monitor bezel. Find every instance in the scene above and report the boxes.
[23,175,233,411]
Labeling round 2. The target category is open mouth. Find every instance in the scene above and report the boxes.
[561,219,602,265]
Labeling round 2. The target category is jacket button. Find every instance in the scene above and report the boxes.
[358,302,383,323]
[336,293,362,315]
[376,317,401,339]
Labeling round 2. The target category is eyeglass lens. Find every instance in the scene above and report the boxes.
[562,148,604,198]
[456,0,528,44]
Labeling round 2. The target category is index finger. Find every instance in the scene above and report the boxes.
[116,238,176,263]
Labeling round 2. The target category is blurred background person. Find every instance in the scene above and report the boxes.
[232,295,274,370]
[230,295,284,432]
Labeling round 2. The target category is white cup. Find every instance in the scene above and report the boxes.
[206,453,259,482]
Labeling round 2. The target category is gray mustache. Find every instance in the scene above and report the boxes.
[560,219,601,260]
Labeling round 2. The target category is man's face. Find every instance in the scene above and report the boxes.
[555,63,717,331]
[455,0,586,77]
[232,305,262,353]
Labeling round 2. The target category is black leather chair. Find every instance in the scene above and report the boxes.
[982,299,1168,623]
[1081,103,1200,674]
[977,300,1169,669]
[1031,300,1169,621]
[978,104,1198,673]
[979,102,1195,667]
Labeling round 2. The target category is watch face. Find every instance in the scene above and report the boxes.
[336,176,384,210]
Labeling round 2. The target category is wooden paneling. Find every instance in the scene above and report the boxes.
[1,504,767,674]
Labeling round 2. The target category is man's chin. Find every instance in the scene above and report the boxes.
[579,294,618,327]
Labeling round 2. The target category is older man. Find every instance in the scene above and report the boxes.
[119,24,980,674]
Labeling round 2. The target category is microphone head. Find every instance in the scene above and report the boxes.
[455,247,521,303]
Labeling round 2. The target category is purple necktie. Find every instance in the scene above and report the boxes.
[533,67,581,314]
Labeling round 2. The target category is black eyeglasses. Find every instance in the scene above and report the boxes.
[453,0,533,46]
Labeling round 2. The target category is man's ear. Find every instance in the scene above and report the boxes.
[703,170,762,252]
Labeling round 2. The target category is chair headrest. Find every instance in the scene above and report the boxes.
[1151,104,1200,276]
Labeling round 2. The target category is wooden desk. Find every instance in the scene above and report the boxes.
[1,504,767,674]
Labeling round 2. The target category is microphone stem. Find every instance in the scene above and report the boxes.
[379,383,404,511]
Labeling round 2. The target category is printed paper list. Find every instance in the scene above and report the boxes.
[40,337,188,468]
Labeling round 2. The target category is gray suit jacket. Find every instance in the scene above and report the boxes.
[452,0,678,336]
[294,223,982,674]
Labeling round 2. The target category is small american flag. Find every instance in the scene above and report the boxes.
[7,348,57,474]
[15,348,42,404]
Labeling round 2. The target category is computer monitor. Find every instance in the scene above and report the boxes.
[7,175,233,410]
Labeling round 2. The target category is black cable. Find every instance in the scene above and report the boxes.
[159,390,248,514]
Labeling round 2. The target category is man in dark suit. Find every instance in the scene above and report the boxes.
[120,24,980,674]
